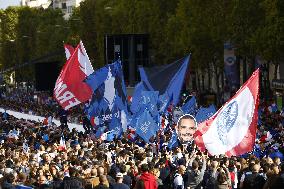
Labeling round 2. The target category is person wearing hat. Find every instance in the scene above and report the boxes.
[110,172,129,189]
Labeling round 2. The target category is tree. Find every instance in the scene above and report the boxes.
[0,7,19,71]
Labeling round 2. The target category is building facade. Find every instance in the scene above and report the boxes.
[52,0,84,19]
[21,0,84,19]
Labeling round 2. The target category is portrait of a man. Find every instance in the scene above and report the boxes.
[176,114,197,144]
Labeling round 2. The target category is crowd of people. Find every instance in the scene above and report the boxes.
[0,88,284,189]
[0,88,84,124]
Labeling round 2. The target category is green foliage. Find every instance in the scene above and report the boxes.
[0,0,283,85]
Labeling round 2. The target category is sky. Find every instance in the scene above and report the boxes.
[0,0,20,9]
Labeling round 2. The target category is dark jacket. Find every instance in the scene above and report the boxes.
[60,177,83,189]
[2,181,16,189]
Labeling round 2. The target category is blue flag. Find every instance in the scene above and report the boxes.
[158,93,172,113]
[140,91,159,116]
[168,131,178,150]
[181,96,196,114]
[85,60,127,126]
[135,110,158,143]
[139,55,190,105]
[95,126,106,138]
[130,82,148,114]
[106,130,116,142]
[109,118,122,138]
[269,151,284,161]
[195,105,216,123]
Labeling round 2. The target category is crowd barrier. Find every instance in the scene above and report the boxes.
[0,108,84,132]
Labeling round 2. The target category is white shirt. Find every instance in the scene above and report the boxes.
[173,173,184,189]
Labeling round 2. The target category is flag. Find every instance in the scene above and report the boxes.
[168,131,178,150]
[173,107,184,123]
[64,44,75,60]
[195,69,259,157]
[95,126,107,138]
[106,130,116,142]
[158,93,171,113]
[224,42,239,90]
[121,110,129,132]
[100,132,108,141]
[195,105,216,123]
[269,151,284,160]
[127,128,136,141]
[54,41,94,110]
[130,82,148,114]
[139,91,159,116]
[139,55,190,105]
[85,60,127,126]
[109,118,122,138]
[181,96,196,114]
[58,135,66,151]
[23,141,29,154]
[135,110,158,143]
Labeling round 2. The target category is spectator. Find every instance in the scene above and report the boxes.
[173,165,186,189]
[241,164,265,189]
[135,164,157,189]
[110,172,129,189]
[94,175,109,189]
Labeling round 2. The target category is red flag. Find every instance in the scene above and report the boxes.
[64,44,75,60]
[195,69,259,157]
[54,41,94,110]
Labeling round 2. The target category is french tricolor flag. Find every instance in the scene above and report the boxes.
[195,69,259,157]
[127,127,136,141]
[64,44,75,60]
[58,135,66,151]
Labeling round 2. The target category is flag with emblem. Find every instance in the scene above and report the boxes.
[195,69,259,157]
[85,60,127,126]
[135,110,158,143]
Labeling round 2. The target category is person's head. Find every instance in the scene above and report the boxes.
[271,164,280,175]
[211,159,219,170]
[140,164,149,173]
[91,168,97,177]
[17,172,27,183]
[266,157,273,165]
[178,165,186,175]
[5,173,15,184]
[251,164,260,173]
[38,175,46,185]
[152,168,160,178]
[120,164,127,174]
[115,172,124,183]
[176,114,197,143]
[97,166,105,176]
[192,160,199,171]
[274,157,281,165]
[99,175,108,185]
[217,171,227,184]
